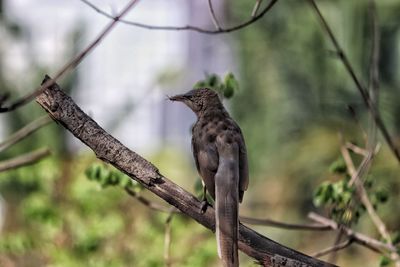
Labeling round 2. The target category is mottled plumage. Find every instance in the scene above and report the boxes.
[170,88,248,267]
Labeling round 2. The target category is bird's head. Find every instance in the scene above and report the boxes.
[169,88,222,114]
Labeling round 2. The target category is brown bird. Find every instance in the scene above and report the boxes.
[170,88,248,267]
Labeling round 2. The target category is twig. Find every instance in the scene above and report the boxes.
[36,77,336,267]
[240,216,331,231]
[252,0,263,17]
[308,212,396,254]
[0,148,51,172]
[367,0,380,152]
[345,142,369,157]
[125,187,180,213]
[308,0,400,163]
[312,239,352,258]
[0,116,52,152]
[0,0,140,112]
[207,0,222,30]
[80,0,279,34]
[164,210,175,267]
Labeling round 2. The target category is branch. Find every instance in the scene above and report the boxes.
[125,187,179,213]
[312,239,352,258]
[0,0,139,112]
[0,148,51,172]
[36,76,335,267]
[240,216,331,231]
[252,0,263,17]
[0,115,52,152]
[308,0,400,163]
[80,0,279,34]
[308,213,396,254]
[207,0,223,30]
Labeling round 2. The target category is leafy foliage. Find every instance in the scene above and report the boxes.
[194,72,239,99]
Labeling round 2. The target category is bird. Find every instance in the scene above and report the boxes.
[169,88,248,267]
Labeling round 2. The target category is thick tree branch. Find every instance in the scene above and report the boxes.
[80,0,279,34]
[0,148,51,172]
[36,76,335,267]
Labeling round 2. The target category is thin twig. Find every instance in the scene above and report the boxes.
[164,209,175,267]
[125,187,180,213]
[240,216,331,231]
[80,0,279,34]
[207,0,222,30]
[345,142,369,157]
[312,239,352,258]
[367,0,380,152]
[0,0,140,112]
[308,0,400,163]
[252,0,263,17]
[0,148,51,172]
[0,116,52,152]
[308,212,395,254]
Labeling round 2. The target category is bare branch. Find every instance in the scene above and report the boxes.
[308,212,396,254]
[308,0,400,163]
[36,77,335,267]
[0,0,140,112]
[80,0,279,34]
[164,210,175,267]
[240,216,331,231]
[345,142,369,157]
[312,239,352,258]
[252,0,263,17]
[0,148,51,172]
[207,0,223,30]
[0,116,52,152]
[125,187,180,213]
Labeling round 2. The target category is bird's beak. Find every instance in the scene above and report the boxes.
[169,92,192,102]
[168,94,186,102]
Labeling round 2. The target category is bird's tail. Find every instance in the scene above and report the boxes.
[215,144,240,267]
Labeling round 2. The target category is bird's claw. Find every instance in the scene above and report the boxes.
[200,200,211,214]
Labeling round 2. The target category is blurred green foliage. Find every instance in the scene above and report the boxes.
[194,72,239,99]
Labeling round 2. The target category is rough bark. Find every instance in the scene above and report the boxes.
[36,75,336,267]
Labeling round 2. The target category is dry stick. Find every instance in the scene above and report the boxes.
[308,213,396,254]
[207,0,222,30]
[0,148,51,172]
[0,0,139,113]
[0,115,52,152]
[308,0,400,163]
[366,0,380,152]
[312,239,353,258]
[80,0,279,34]
[36,77,335,267]
[345,142,369,157]
[125,187,180,213]
[252,0,263,17]
[164,210,175,267]
[240,216,331,231]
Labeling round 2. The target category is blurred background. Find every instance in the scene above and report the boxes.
[0,0,399,266]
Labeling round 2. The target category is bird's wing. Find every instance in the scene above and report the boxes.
[192,134,218,199]
[214,134,239,267]
[238,133,249,203]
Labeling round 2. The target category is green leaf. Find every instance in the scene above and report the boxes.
[379,255,391,267]
[223,72,239,98]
